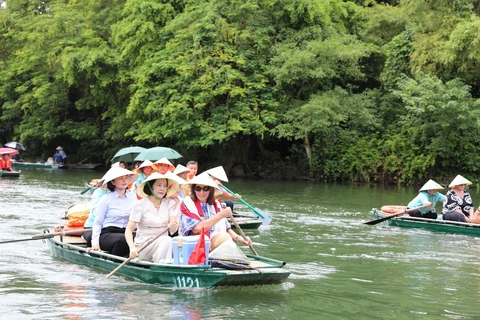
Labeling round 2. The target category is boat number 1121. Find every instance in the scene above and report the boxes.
[174,276,200,287]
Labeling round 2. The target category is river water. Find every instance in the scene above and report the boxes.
[1,170,479,319]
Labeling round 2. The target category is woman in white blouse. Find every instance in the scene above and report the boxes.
[125,172,185,263]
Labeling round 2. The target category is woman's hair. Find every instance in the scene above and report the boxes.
[189,184,215,205]
[107,181,115,192]
[144,178,168,198]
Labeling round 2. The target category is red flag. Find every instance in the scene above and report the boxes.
[188,227,206,265]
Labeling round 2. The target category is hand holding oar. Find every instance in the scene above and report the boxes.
[105,228,167,279]
[0,229,90,244]
[364,204,431,225]
[220,183,272,225]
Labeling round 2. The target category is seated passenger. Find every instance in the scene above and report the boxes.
[125,172,185,263]
[90,166,138,256]
[1,153,12,171]
[406,179,445,219]
[153,157,175,174]
[442,175,474,223]
[179,172,251,251]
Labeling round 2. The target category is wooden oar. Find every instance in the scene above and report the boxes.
[105,228,168,279]
[0,229,90,244]
[364,204,431,225]
[220,183,272,225]
[230,216,258,256]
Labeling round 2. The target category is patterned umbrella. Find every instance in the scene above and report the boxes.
[0,147,19,156]
[4,142,26,151]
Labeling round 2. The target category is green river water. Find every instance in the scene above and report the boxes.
[1,169,479,320]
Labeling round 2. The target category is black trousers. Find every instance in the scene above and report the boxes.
[407,209,437,219]
[83,228,93,247]
[99,226,129,257]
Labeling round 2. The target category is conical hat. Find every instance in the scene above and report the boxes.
[448,175,472,188]
[419,179,444,191]
[101,167,138,190]
[137,171,187,198]
[138,159,154,169]
[154,157,174,167]
[187,172,219,189]
[206,166,229,182]
[173,164,189,175]
[111,162,120,168]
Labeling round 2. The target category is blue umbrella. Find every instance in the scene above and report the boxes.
[111,146,147,163]
[134,147,182,162]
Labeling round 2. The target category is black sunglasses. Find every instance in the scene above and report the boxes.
[194,186,211,192]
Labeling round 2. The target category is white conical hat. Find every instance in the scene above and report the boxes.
[111,162,120,167]
[206,166,229,182]
[138,159,154,169]
[137,171,187,198]
[448,174,472,188]
[154,157,174,167]
[101,167,138,189]
[173,164,189,175]
[419,179,444,191]
[187,172,219,189]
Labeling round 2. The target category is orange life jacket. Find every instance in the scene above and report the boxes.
[1,158,12,170]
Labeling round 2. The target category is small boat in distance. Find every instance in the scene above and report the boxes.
[12,161,62,170]
[369,208,480,237]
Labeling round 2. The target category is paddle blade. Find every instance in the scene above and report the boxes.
[260,211,273,226]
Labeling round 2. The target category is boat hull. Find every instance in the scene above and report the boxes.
[230,217,262,230]
[12,162,62,169]
[1,170,21,177]
[370,209,480,236]
[46,237,290,288]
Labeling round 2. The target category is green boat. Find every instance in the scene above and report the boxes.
[369,208,480,236]
[230,217,262,230]
[12,161,63,170]
[1,170,21,177]
[46,235,290,288]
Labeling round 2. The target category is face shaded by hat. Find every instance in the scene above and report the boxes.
[448,175,472,188]
[137,171,187,199]
[101,166,138,191]
[187,172,219,205]
[153,157,175,174]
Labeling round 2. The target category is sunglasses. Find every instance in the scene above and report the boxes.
[194,186,211,192]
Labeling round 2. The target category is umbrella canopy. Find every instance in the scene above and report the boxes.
[0,147,19,156]
[134,146,182,162]
[110,146,147,163]
[4,142,26,151]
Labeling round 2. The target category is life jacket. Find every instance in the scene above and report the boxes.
[1,158,12,170]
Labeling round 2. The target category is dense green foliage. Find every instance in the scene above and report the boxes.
[2,0,480,184]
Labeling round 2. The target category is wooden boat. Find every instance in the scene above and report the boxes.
[1,170,21,178]
[230,216,262,230]
[12,161,62,169]
[46,234,290,288]
[369,208,480,236]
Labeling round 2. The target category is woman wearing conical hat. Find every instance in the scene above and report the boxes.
[442,175,474,223]
[406,180,446,219]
